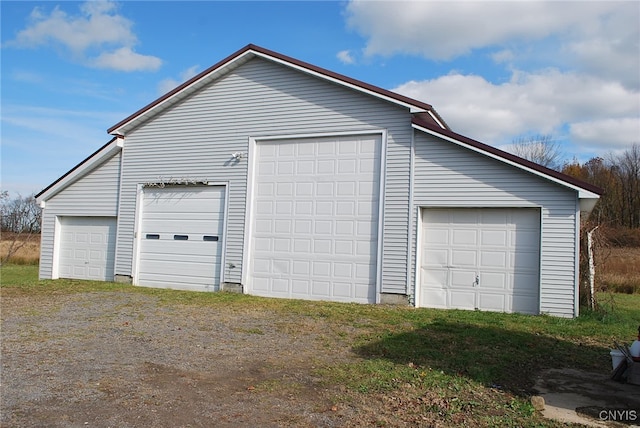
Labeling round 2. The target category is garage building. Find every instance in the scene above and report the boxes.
[36,44,600,317]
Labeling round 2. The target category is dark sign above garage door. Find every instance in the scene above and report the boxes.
[137,186,226,291]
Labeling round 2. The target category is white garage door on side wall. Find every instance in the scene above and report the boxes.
[250,134,381,303]
[419,208,540,314]
[59,217,117,281]
[137,186,226,291]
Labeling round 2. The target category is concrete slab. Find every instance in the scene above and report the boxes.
[534,368,640,427]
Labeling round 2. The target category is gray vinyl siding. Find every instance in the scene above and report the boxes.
[38,152,122,279]
[115,57,412,291]
[412,131,578,317]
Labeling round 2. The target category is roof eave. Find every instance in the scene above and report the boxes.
[108,45,257,136]
[36,137,123,206]
[411,118,603,197]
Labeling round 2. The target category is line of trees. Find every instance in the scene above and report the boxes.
[562,143,640,229]
[1,191,41,234]
[509,137,640,230]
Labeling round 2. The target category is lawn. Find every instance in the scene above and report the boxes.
[2,264,639,427]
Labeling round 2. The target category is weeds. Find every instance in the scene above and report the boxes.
[598,247,640,294]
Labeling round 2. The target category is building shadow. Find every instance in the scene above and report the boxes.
[353,318,610,396]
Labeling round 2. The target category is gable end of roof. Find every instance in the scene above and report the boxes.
[108,44,448,136]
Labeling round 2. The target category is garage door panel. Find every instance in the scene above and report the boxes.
[250,135,380,303]
[141,259,219,275]
[480,251,507,268]
[511,251,540,270]
[140,262,220,282]
[333,282,353,298]
[452,250,476,266]
[477,293,506,311]
[450,291,475,309]
[143,214,224,225]
[481,211,509,224]
[451,270,476,288]
[452,210,478,224]
[481,230,508,246]
[453,230,477,245]
[513,272,539,289]
[419,289,447,308]
[425,229,449,246]
[420,208,540,314]
[512,295,539,313]
[422,268,448,287]
[312,280,330,296]
[480,272,508,289]
[140,251,222,264]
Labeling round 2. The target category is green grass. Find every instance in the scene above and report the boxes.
[2,263,639,427]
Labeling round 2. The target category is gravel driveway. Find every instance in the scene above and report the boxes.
[1,291,359,427]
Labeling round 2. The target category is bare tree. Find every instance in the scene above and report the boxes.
[508,134,564,170]
[1,192,42,264]
[562,143,640,229]
[609,143,640,228]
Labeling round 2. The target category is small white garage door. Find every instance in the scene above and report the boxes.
[250,134,381,303]
[137,186,226,291]
[419,208,540,314]
[59,217,116,281]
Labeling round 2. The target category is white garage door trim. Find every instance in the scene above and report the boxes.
[57,216,117,281]
[416,207,541,314]
[243,130,386,303]
[133,184,228,291]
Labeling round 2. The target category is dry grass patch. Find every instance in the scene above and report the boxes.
[0,233,40,265]
[597,246,640,294]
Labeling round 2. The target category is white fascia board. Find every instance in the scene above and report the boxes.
[427,111,446,129]
[413,123,601,199]
[36,138,123,206]
[579,196,599,213]
[252,51,429,114]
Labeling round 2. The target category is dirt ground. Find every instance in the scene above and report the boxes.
[3,290,639,428]
[1,291,360,428]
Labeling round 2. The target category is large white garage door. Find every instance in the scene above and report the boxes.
[250,134,381,303]
[138,186,226,291]
[419,208,540,314]
[59,217,116,281]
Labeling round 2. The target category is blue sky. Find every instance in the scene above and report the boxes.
[2,1,639,196]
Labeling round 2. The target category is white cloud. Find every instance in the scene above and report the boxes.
[394,69,640,150]
[491,49,515,65]
[92,47,161,72]
[6,1,161,72]
[570,118,640,152]
[345,1,639,89]
[337,49,356,65]
[11,70,45,84]
[157,65,201,94]
[346,0,639,158]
